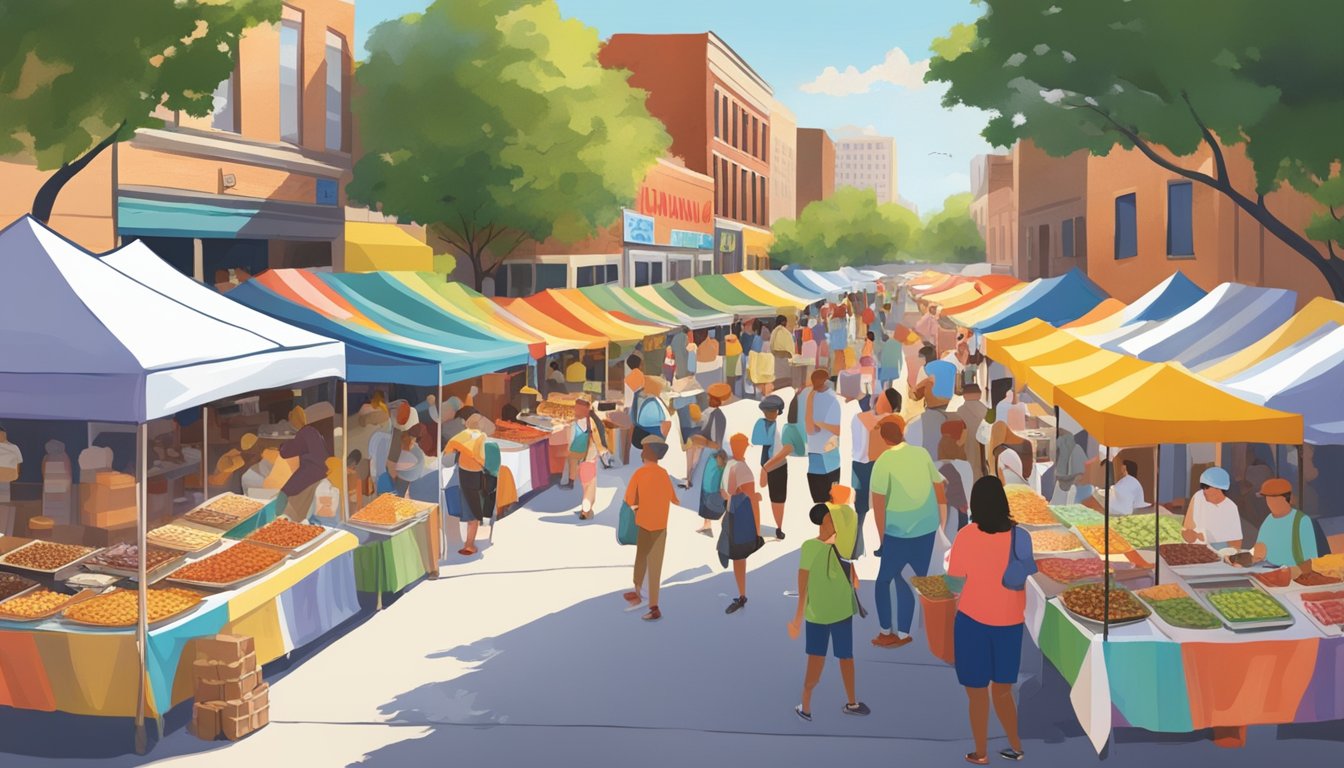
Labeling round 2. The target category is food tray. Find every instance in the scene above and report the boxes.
[348,496,435,530]
[184,493,266,530]
[82,557,186,586]
[1028,527,1086,554]
[60,588,207,629]
[1110,515,1185,550]
[0,540,102,575]
[1184,574,1296,632]
[0,574,42,607]
[1157,543,1225,571]
[146,521,224,554]
[0,588,98,623]
[245,523,336,558]
[344,515,423,536]
[1075,524,1136,560]
[1134,588,1221,634]
[1288,590,1344,638]
[1034,555,1106,586]
[165,541,289,591]
[1057,584,1151,631]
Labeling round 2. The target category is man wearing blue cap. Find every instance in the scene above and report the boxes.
[1181,467,1243,549]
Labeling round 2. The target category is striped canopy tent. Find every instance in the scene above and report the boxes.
[1216,324,1344,445]
[633,284,733,328]
[920,281,983,309]
[719,272,813,311]
[389,273,559,358]
[495,294,615,350]
[1069,271,1209,342]
[1061,298,1125,330]
[912,273,968,297]
[752,269,828,303]
[839,266,878,290]
[544,289,671,344]
[1110,283,1297,369]
[1199,297,1344,380]
[577,284,684,327]
[939,277,1023,316]
[681,274,783,316]
[783,267,848,299]
[968,269,1108,335]
[946,281,1032,325]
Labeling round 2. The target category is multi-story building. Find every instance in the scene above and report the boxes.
[1014,140,1088,280]
[0,1,355,279]
[1085,142,1331,306]
[767,99,797,227]
[968,155,990,240]
[833,130,898,205]
[983,153,1016,275]
[600,32,773,272]
[795,128,835,216]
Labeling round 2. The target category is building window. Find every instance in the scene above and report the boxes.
[750,115,758,157]
[740,167,748,223]
[761,123,768,160]
[576,265,596,287]
[1167,181,1194,258]
[535,264,566,291]
[731,103,738,147]
[1074,217,1087,260]
[324,31,345,151]
[742,112,749,153]
[504,263,533,297]
[1062,218,1075,258]
[713,91,719,138]
[210,70,238,132]
[279,16,302,144]
[721,95,729,138]
[606,264,619,283]
[1114,193,1138,259]
[1037,224,1050,264]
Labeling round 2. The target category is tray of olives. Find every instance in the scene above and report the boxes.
[1184,575,1296,632]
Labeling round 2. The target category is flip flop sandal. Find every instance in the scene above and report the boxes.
[457,547,476,556]
[964,753,989,765]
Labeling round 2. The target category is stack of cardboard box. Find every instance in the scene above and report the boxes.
[190,634,270,741]
[80,471,137,529]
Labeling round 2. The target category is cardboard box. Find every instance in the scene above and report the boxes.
[251,702,270,731]
[95,471,135,489]
[215,652,258,681]
[192,701,224,740]
[193,659,220,681]
[196,634,255,663]
[219,670,258,701]
[245,681,269,713]
[222,712,253,741]
[194,678,226,704]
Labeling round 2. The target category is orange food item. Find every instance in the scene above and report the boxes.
[351,493,422,526]
[170,542,285,585]
[63,587,202,627]
[1077,525,1135,555]
[1030,529,1085,553]
[1005,486,1055,526]
[246,519,325,550]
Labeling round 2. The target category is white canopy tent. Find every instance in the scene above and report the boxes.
[0,217,345,752]
[1220,323,1344,446]
[1110,282,1297,369]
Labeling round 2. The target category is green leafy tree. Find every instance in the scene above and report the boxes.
[350,0,671,289]
[770,187,919,270]
[928,0,1344,298]
[0,0,280,223]
[920,193,985,263]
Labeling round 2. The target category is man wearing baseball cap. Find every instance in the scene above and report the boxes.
[1250,477,1319,568]
[1181,467,1243,549]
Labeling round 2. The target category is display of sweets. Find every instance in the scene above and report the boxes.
[1149,597,1221,629]
[1030,529,1085,553]
[911,575,955,600]
[1207,589,1290,622]
[0,572,38,601]
[1252,568,1294,588]
[1005,486,1055,526]
[170,542,285,585]
[1049,504,1104,528]
[1294,571,1342,587]
[1301,590,1344,628]
[1035,557,1105,584]
[0,589,78,620]
[86,543,182,572]
[1135,583,1189,602]
[1111,515,1185,549]
[0,541,96,571]
[246,519,326,550]
[63,587,203,627]
[1077,525,1135,555]
[351,494,422,526]
[1059,583,1149,622]
[1158,543,1221,566]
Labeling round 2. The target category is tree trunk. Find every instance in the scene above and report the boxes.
[31,123,125,224]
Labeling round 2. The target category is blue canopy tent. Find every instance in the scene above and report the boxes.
[971,268,1108,334]
[1114,283,1297,369]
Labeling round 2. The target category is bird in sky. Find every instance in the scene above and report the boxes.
[928,151,953,158]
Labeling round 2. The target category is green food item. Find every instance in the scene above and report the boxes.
[1112,515,1184,549]
[1151,597,1221,629]
[1207,589,1290,622]
[1050,504,1104,528]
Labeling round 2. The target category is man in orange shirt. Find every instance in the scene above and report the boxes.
[624,439,678,621]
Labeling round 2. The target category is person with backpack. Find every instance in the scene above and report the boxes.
[632,377,671,450]
[753,394,797,540]
[444,413,498,557]
[720,433,763,615]
[695,450,729,537]
[787,502,871,722]
[565,398,610,520]
[947,476,1029,764]
[1249,477,1321,568]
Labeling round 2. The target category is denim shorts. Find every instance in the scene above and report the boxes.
[953,611,1023,687]
[805,617,854,659]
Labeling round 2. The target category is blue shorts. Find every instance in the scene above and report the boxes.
[805,617,854,659]
[953,612,1023,687]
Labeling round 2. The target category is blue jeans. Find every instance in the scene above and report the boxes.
[851,461,872,557]
[874,532,937,633]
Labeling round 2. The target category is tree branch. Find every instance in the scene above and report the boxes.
[1181,92,1229,184]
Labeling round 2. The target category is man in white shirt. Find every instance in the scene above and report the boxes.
[1102,459,1148,516]
[0,425,22,503]
[1183,467,1243,548]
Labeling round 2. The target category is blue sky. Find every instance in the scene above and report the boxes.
[354,0,996,215]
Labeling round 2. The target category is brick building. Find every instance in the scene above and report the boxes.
[796,128,835,217]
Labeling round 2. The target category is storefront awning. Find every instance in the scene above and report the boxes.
[345,222,433,273]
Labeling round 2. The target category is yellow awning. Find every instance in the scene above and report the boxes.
[1018,346,1142,407]
[948,283,1030,327]
[344,222,433,272]
[983,319,1056,364]
[1056,363,1303,447]
[1200,297,1344,380]
[990,325,1089,383]
[922,282,982,308]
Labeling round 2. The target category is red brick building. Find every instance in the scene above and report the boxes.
[796,128,835,216]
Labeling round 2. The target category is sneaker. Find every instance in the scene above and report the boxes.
[998,748,1024,761]
[842,702,871,716]
[871,633,912,648]
[623,591,642,605]
[794,705,812,722]
[726,596,748,614]
[775,528,786,540]
[642,606,661,621]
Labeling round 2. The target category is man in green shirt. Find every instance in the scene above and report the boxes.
[787,504,871,721]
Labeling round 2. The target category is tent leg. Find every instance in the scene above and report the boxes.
[1104,458,1111,642]
[201,405,209,501]
[135,422,149,755]
[340,380,349,523]
[436,366,445,575]
[1299,444,1306,511]
[1154,444,1161,586]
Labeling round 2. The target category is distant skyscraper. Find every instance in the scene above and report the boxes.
[833,129,898,205]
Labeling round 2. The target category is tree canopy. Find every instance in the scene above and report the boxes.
[0,0,280,222]
[919,193,985,263]
[350,0,671,288]
[769,187,920,270]
[927,0,1344,297]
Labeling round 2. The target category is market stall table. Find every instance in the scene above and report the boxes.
[346,502,441,606]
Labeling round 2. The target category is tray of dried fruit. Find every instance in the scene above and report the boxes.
[1156,543,1226,574]
[1183,574,1296,632]
[60,586,206,629]
[910,575,958,602]
[182,492,268,531]
[0,572,41,607]
[1004,485,1057,527]
[1133,583,1221,634]
[347,493,435,534]
[145,521,224,554]
[0,540,102,575]
[1028,527,1086,555]
[1287,589,1344,638]
[81,543,187,584]
[165,541,289,591]
[1034,555,1107,587]
[0,586,99,623]
[244,518,334,557]
[1074,524,1137,560]
[1056,582,1151,631]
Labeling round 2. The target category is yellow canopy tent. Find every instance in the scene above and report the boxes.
[344,222,433,272]
[990,324,1095,382]
[1055,362,1303,447]
[1019,344,1149,407]
[547,289,669,344]
[922,281,983,309]
[947,282,1031,327]
[495,298,607,351]
[724,272,812,310]
[982,319,1057,364]
[1199,297,1344,380]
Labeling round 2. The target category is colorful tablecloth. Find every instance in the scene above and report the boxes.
[348,514,439,595]
[0,531,359,718]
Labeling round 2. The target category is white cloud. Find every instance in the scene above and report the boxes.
[800,47,929,96]
[833,124,882,138]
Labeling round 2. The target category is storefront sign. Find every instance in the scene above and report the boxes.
[638,187,713,227]
[670,229,714,250]
[623,210,655,245]
[316,179,339,206]
[714,225,743,273]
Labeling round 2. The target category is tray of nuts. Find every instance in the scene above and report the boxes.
[348,493,433,532]
[0,540,101,575]
[0,572,41,605]
[184,493,266,530]
[0,588,98,623]
[1058,582,1150,629]
[166,541,287,589]
[146,522,223,553]
[61,587,205,629]
[244,519,331,556]
[82,543,186,584]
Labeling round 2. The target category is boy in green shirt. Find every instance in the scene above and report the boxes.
[788,504,871,721]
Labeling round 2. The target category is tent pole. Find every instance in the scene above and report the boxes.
[201,405,209,500]
[1104,457,1111,642]
[437,365,446,567]
[135,421,149,755]
[1154,444,1161,586]
[1299,444,1306,511]
[340,380,349,523]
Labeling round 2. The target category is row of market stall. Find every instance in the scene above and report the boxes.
[897,266,1343,751]
[0,215,886,752]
